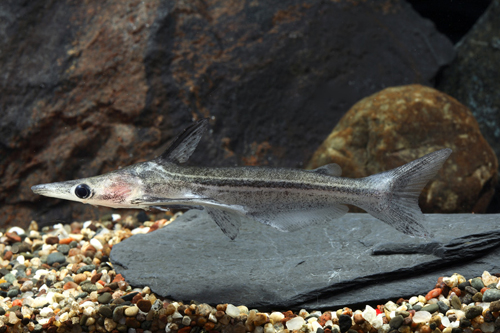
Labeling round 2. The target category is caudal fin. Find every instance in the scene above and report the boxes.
[362,148,452,238]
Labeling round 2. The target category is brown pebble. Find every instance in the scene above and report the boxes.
[165,304,176,316]
[197,317,207,326]
[131,293,143,304]
[45,236,59,245]
[3,251,12,261]
[216,304,227,312]
[215,310,224,319]
[73,274,88,285]
[97,287,112,294]
[41,264,51,270]
[254,313,268,326]
[63,282,79,290]
[354,313,365,325]
[68,248,81,257]
[117,281,128,291]
[125,317,140,328]
[137,299,152,313]
[5,232,21,243]
[204,322,215,331]
[91,273,103,284]
[421,325,431,333]
[105,282,119,290]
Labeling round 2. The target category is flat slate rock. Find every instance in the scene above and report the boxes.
[110,210,500,310]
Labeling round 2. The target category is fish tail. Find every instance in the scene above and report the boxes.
[361,148,452,238]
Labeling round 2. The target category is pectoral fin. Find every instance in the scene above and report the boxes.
[204,206,242,240]
[248,204,348,232]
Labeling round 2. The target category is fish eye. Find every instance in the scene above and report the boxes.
[75,184,92,199]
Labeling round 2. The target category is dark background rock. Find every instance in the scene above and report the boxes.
[110,210,500,310]
[0,0,490,228]
[437,0,500,214]
[306,85,498,214]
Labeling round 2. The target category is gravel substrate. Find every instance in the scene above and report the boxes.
[0,213,499,333]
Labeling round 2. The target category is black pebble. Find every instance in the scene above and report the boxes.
[458,281,470,290]
[338,315,352,333]
[121,292,139,302]
[437,300,450,313]
[137,211,150,222]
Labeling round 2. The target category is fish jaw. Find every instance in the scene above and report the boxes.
[31,180,81,202]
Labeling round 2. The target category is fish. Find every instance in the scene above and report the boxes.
[32,118,452,240]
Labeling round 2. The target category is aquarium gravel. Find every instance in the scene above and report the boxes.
[0,213,499,333]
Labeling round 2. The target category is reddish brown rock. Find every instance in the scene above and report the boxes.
[0,0,455,229]
[137,299,152,313]
[307,84,498,213]
[4,232,21,243]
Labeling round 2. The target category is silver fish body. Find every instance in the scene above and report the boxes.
[32,119,452,239]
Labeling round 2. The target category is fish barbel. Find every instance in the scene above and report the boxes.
[32,119,452,240]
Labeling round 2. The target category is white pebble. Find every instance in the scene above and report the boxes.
[379,324,391,333]
[182,316,191,326]
[128,329,137,333]
[83,221,93,229]
[311,321,321,332]
[384,301,397,311]
[441,315,451,327]
[131,227,150,235]
[16,255,25,265]
[172,311,182,319]
[264,323,274,333]
[371,316,384,329]
[226,304,241,318]
[254,326,264,333]
[208,313,217,323]
[90,238,103,250]
[39,307,53,317]
[413,311,432,323]
[8,226,25,235]
[362,305,377,323]
[285,316,305,330]
[8,312,20,325]
[270,311,284,323]
[112,214,121,221]
[325,320,333,327]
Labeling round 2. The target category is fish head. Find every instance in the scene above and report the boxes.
[31,167,147,209]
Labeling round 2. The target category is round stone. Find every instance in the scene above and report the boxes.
[137,299,152,313]
[338,314,352,333]
[421,304,439,314]
[451,295,462,310]
[470,278,484,291]
[483,289,500,302]
[7,288,19,298]
[412,311,432,324]
[389,315,404,329]
[124,306,139,317]
[98,292,113,304]
[465,306,483,319]
[98,305,113,318]
[286,316,305,330]
[46,252,66,266]
[57,244,70,255]
[437,301,450,314]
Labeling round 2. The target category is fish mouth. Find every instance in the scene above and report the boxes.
[31,184,50,195]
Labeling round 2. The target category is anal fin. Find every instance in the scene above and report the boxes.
[204,207,242,240]
[248,204,349,232]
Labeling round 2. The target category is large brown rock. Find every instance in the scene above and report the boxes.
[0,0,455,228]
[306,84,498,213]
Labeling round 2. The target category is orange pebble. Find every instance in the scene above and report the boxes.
[112,274,125,283]
[97,280,106,286]
[59,237,74,245]
[481,287,489,294]
[54,308,61,314]
[12,299,23,307]
[451,287,462,296]
[425,288,442,300]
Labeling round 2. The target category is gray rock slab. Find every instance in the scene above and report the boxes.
[110,210,500,310]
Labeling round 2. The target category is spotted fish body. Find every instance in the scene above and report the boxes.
[32,119,452,240]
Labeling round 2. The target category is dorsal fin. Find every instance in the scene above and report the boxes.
[157,118,209,164]
[311,163,342,176]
